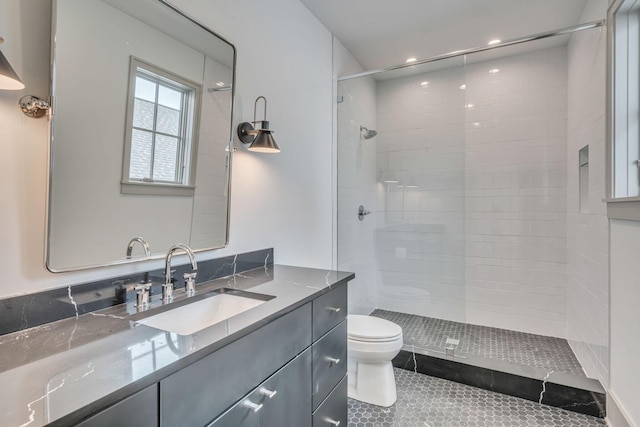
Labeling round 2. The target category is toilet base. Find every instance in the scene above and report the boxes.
[347,358,397,407]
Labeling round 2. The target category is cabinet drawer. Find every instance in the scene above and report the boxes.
[312,320,347,410]
[208,348,312,427]
[312,284,347,341]
[313,375,347,427]
[160,303,312,427]
[77,385,158,427]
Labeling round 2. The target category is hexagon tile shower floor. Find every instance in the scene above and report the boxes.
[347,369,605,427]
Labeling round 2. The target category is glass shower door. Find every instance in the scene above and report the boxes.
[337,56,468,356]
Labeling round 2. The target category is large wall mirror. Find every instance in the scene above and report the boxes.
[47,0,235,272]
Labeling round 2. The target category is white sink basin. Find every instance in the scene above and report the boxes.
[134,291,273,335]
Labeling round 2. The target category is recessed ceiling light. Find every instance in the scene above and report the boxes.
[420,81,429,87]
[406,185,419,188]
[473,122,481,127]
[406,57,417,63]
[465,103,474,109]
[489,68,500,74]
[383,180,399,184]
[488,39,501,45]
[459,84,466,90]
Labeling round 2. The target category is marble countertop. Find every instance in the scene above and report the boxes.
[0,265,354,427]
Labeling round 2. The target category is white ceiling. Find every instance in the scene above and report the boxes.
[299,0,593,72]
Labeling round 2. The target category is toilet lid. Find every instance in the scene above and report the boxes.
[348,315,402,342]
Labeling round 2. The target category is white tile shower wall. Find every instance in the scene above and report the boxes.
[375,47,570,337]
[566,0,609,387]
[335,40,377,315]
[462,47,568,337]
[375,63,467,322]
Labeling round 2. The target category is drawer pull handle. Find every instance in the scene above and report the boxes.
[260,388,278,399]
[325,357,341,365]
[243,400,263,413]
[325,418,341,426]
[327,307,341,313]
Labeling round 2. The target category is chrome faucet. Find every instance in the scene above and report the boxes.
[163,244,198,301]
[126,237,151,258]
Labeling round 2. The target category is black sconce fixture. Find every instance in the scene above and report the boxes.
[237,96,280,153]
[0,37,24,90]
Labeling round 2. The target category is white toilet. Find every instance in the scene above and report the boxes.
[347,315,403,407]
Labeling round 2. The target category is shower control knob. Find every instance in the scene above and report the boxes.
[357,205,372,221]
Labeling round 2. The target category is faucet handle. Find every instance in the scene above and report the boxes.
[134,283,151,309]
[184,272,197,296]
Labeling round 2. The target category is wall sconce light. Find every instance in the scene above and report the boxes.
[0,37,51,118]
[0,37,25,90]
[237,96,280,153]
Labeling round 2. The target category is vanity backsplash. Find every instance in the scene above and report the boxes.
[0,248,273,336]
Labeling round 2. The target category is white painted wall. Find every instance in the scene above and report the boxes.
[0,0,333,298]
[566,0,609,386]
[610,219,640,427]
[334,39,377,315]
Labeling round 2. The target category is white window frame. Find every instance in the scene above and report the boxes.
[121,57,201,197]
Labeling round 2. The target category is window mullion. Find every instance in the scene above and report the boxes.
[150,82,160,181]
[178,92,188,183]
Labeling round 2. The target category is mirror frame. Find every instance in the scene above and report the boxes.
[45,0,236,272]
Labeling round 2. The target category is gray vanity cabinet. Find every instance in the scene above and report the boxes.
[312,320,347,410]
[311,284,348,426]
[73,282,348,427]
[312,284,347,341]
[313,376,348,427]
[76,385,158,427]
[208,349,312,427]
[160,304,312,427]
[207,283,348,427]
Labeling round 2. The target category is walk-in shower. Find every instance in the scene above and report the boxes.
[337,19,607,397]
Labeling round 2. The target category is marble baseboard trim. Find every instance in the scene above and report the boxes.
[393,349,606,418]
[0,248,273,336]
[606,390,635,427]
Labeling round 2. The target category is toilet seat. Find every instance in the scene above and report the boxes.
[348,315,403,343]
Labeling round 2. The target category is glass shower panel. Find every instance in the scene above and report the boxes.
[338,56,468,353]
[337,75,379,316]
[338,27,605,380]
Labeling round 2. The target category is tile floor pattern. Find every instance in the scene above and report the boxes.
[348,369,605,427]
[372,310,585,376]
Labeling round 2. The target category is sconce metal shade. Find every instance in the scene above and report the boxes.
[236,96,281,153]
[248,130,280,153]
[0,50,25,90]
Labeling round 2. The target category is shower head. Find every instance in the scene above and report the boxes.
[360,126,377,140]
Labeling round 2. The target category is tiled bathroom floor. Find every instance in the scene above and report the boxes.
[348,369,606,427]
[372,310,585,376]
